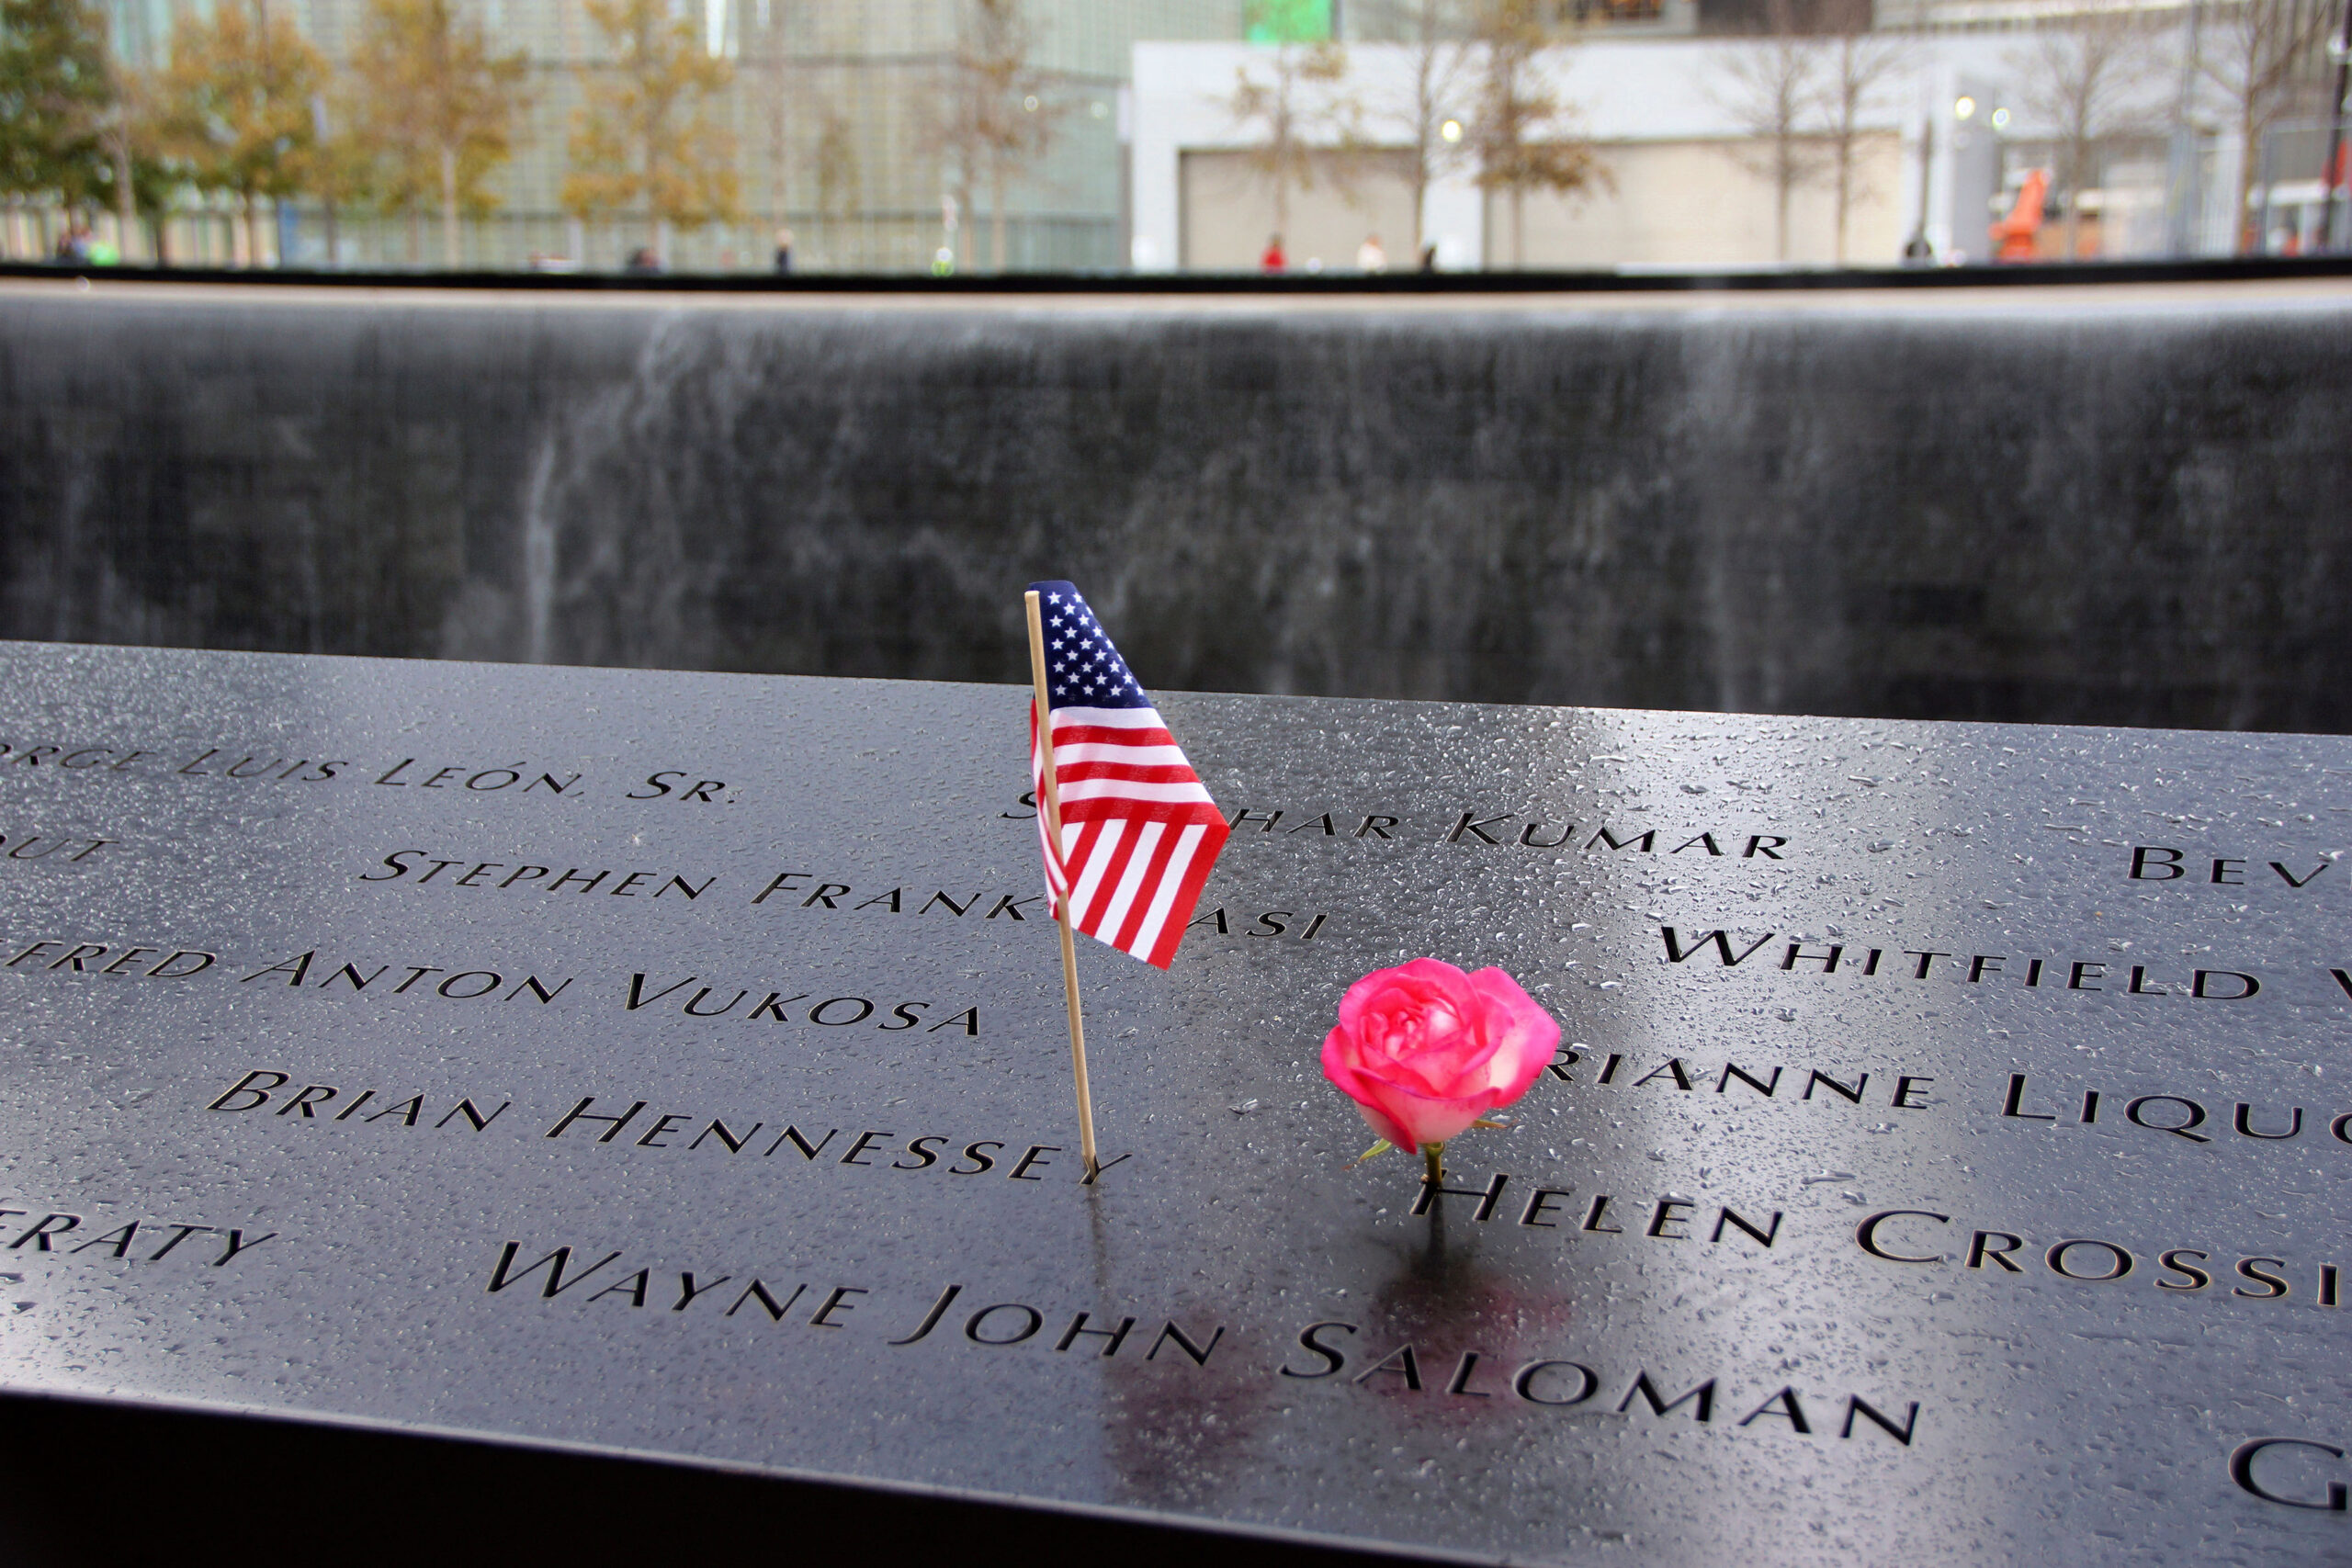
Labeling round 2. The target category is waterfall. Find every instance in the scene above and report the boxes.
[6,288,2350,732]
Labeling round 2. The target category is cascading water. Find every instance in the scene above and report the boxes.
[4,284,2349,731]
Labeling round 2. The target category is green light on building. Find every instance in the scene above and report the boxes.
[1245,0,1332,42]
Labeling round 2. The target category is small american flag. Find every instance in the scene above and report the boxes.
[1028,581,1229,969]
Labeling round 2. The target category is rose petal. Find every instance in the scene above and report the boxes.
[1322,959,1560,1151]
[1350,1099,1412,1149]
[1463,966,1560,1106]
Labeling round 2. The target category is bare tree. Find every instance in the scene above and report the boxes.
[304,89,379,265]
[2199,0,2337,252]
[937,0,1065,272]
[1819,28,1908,262]
[1221,38,1350,245]
[2010,2,2168,258]
[750,0,794,250]
[1358,0,1476,258]
[88,17,164,261]
[1470,0,1599,267]
[813,100,856,221]
[1716,0,1827,263]
[91,75,144,261]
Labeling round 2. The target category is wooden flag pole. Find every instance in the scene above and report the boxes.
[1025,590,1100,1180]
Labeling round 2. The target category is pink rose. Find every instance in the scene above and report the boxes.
[1320,959,1560,1154]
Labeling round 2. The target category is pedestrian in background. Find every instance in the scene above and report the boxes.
[774,228,795,274]
[1261,233,1285,273]
[1357,232,1386,273]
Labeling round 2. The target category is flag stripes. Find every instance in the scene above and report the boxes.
[1030,706,1227,969]
[1027,581,1228,969]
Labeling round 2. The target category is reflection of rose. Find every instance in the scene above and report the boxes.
[1319,959,1557,1154]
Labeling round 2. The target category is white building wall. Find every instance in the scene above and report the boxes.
[1133,30,2197,272]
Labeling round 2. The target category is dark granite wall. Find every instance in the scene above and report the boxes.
[6,287,2348,730]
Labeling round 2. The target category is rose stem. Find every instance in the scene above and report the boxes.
[1423,1143,1444,1185]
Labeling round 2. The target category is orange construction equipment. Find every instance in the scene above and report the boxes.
[1989,169,2049,262]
